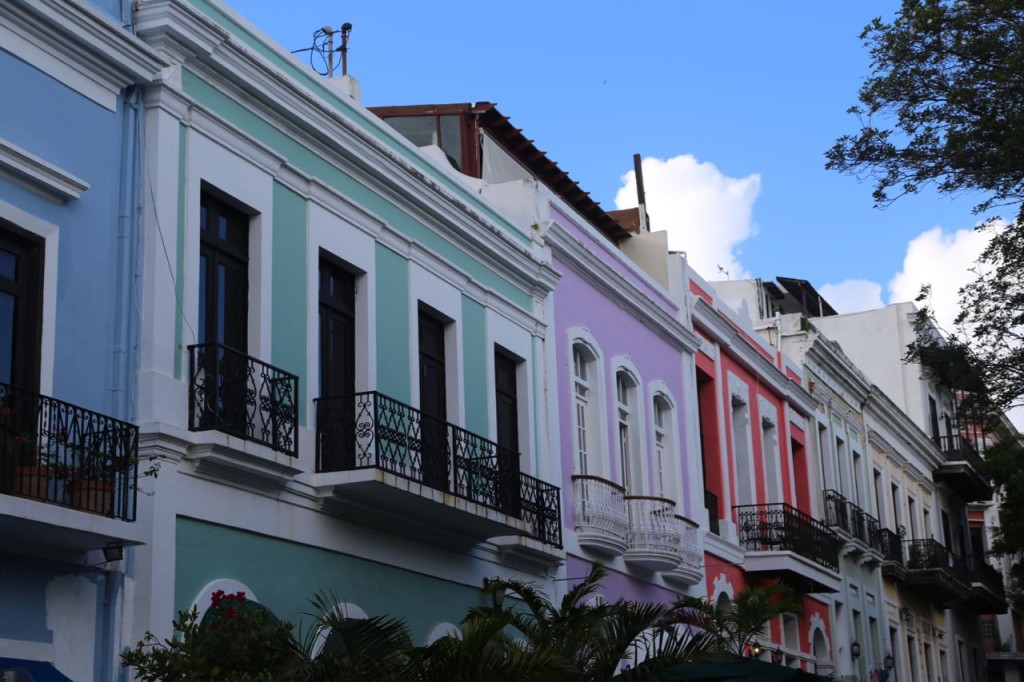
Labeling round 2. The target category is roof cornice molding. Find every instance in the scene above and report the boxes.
[1,0,166,111]
[692,298,794,402]
[546,225,700,354]
[135,0,560,305]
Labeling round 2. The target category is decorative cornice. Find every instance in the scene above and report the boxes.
[1,0,166,110]
[136,0,559,305]
[546,225,700,354]
[693,297,795,402]
[0,138,90,202]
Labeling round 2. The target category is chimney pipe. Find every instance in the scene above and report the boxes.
[633,153,649,232]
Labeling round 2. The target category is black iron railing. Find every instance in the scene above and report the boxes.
[0,382,138,521]
[965,555,1007,599]
[823,489,850,531]
[822,489,885,552]
[316,391,562,546]
[704,489,720,535]
[879,528,903,564]
[735,502,840,572]
[188,344,298,456]
[936,434,983,467]
[520,473,562,547]
[905,539,969,583]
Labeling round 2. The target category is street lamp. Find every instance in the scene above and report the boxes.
[750,640,763,657]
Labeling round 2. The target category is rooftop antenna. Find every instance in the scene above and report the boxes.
[633,153,650,232]
[340,22,353,76]
[321,23,353,79]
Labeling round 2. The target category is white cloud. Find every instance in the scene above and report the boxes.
[887,224,993,331]
[614,155,760,280]
[819,279,885,314]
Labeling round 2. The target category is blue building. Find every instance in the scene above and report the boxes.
[0,0,164,677]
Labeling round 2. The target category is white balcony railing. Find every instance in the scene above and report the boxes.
[624,496,682,572]
[664,515,703,586]
[572,475,629,555]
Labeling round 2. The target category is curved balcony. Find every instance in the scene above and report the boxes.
[572,475,628,555]
[624,496,682,572]
[664,515,703,586]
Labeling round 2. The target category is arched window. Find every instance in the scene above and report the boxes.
[653,394,672,499]
[615,369,641,492]
[572,343,599,475]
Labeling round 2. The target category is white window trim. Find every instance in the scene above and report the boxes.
[0,199,58,398]
[612,355,645,495]
[567,327,607,479]
[648,380,679,503]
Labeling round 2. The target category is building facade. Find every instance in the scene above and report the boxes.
[0,0,164,676]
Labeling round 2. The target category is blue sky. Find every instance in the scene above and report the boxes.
[226,0,991,324]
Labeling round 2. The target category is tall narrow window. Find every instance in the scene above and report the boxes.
[418,308,448,489]
[494,348,521,513]
[653,397,668,498]
[319,254,355,399]
[0,224,42,391]
[317,255,357,471]
[572,344,596,475]
[616,371,639,492]
[199,192,248,351]
[196,192,249,435]
[494,349,519,454]
[929,396,940,444]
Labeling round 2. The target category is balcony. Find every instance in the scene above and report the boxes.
[705,489,720,535]
[315,392,561,547]
[879,528,906,580]
[572,475,629,555]
[0,382,143,554]
[187,344,301,486]
[735,503,841,593]
[664,515,703,586]
[933,434,992,502]
[624,496,682,572]
[964,556,1008,614]
[822,490,884,565]
[902,539,970,607]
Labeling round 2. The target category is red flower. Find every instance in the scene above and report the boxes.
[223,607,238,619]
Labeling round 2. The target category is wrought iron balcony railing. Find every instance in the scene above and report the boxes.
[316,391,561,546]
[936,434,983,467]
[905,538,968,580]
[572,474,629,548]
[188,344,299,456]
[965,555,1007,600]
[704,489,720,535]
[735,502,841,572]
[823,489,884,552]
[879,528,903,564]
[0,382,138,521]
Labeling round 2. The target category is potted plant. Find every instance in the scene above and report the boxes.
[3,431,52,501]
[66,446,129,516]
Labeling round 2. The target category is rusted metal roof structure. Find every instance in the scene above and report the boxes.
[370,102,632,243]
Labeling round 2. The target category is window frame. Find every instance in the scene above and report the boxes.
[0,221,43,391]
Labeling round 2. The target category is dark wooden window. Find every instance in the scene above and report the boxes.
[319,253,355,399]
[0,223,43,391]
[929,397,940,444]
[418,308,448,489]
[494,349,519,454]
[199,192,248,351]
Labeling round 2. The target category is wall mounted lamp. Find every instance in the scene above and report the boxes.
[102,542,124,563]
[750,639,762,657]
[482,578,506,608]
[850,641,862,659]
[884,653,895,669]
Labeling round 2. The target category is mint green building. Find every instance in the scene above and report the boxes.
[128,0,564,650]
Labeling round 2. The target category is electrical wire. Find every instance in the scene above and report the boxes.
[290,28,335,76]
